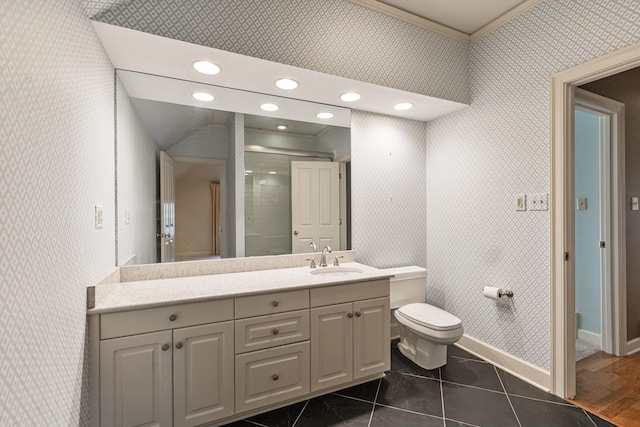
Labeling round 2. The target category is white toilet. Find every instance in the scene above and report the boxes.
[385,266,464,370]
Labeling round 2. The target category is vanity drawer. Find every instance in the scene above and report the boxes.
[310,279,390,307]
[235,341,310,413]
[235,289,309,319]
[235,309,310,354]
[101,299,234,339]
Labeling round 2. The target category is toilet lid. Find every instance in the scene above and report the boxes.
[397,303,462,331]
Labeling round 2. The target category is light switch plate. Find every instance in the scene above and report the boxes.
[125,208,131,225]
[632,197,639,211]
[529,193,549,211]
[515,194,526,211]
[95,205,104,229]
[577,197,588,211]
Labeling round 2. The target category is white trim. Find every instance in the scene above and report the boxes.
[470,0,544,42]
[577,329,602,348]
[345,0,470,43]
[551,41,640,398]
[627,337,640,355]
[175,251,213,257]
[456,334,551,392]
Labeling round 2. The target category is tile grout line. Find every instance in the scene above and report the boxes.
[494,365,522,427]
[374,402,445,420]
[246,420,268,427]
[367,379,382,427]
[583,409,599,427]
[291,399,309,427]
[333,392,375,405]
[439,366,446,427]
[508,392,577,408]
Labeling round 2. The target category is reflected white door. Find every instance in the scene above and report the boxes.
[291,161,340,253]
[160,151,175,262]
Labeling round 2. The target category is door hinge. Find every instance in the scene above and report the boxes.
[599,241,606,248]
[339,173,342,179]
[564,252,569,261]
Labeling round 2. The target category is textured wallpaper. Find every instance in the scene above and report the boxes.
[351,111,427,268]
[167,127,229,159]
[0,1,116,425]
[425,0,640,370]
[116,79,159,265]
[85,0,469,104]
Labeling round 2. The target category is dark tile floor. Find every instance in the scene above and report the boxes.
[223,342,616,427]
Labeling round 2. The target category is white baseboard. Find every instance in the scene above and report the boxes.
[577,329,602,348]
[627,337,640,355]
[456,334,551,392]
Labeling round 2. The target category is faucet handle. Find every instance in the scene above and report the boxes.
[333,256,344,266]
[305,258,317,268]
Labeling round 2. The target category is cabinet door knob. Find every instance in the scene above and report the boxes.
[272,374,279,381]
[175,342,183,350]
[355,311,362,317]
[272,328,279,335]
[161,344,170,351]
[169,314,177,321]
[271,300,279,307]
[347,312,353,318]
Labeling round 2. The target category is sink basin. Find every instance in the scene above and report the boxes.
[310,266,364,276]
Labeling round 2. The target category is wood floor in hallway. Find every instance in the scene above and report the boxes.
[567,350,640,426]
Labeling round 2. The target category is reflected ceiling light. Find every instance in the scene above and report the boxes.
[340,92,361,102]
[275,78,299,90]
[192,60,221,75]
[316,112,334,119]
[260,103,279,111]
[277,125,288,130]
[269,171,277,174]
[245,170,253,173]
[192,92,214,102]
[394,102,413,111]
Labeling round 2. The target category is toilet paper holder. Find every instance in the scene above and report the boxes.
[499,289,514,297]
[483,286,514,299]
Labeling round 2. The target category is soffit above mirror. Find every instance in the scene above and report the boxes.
[94,22,467,122]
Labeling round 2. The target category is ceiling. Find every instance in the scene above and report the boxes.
[378,0,529,35]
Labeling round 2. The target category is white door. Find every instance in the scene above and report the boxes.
[160,151,175,262]
[173,322,234,427]
[100,331,173,427]
[291,161,340,253]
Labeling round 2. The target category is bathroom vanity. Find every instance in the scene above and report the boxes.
[88,257,392,427]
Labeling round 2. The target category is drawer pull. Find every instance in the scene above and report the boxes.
[175,342,183,350]
[161,344,170,351]
[347,312,353,318]
[272,374,279,381]
[355,311,362,317]
[272,328,279,335]
[169,314,177,322]
[271,301,279,307]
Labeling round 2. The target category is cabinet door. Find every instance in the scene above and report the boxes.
[353,298,390,380]
[310,303,353,392]
[173,321,234,427]
[100,330,173,427]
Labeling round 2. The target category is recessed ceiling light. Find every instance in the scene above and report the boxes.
[260,103,279,112]
[340,92,361,102]
[275,78,299,90]
[316,112,334,119]
[192,60,221,75]
[192,92,214,102]
[277,125,288,130]
[269,171,277,175]
[394,102,413,111]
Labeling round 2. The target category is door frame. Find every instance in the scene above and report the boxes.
[574,89,625,356]
[550,42,638,398]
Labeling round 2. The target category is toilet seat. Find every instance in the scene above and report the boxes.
[397,303,462,331]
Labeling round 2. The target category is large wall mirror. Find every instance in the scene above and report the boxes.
[116,70,351,266]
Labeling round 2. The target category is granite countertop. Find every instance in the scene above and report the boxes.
[89,262,393,314]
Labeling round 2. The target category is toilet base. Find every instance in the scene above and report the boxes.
[397,335,448,370]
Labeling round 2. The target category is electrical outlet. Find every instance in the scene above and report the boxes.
[529,193,549,211]
[577,198,588,211]
[95,205,104,229]
[515,194,526,211]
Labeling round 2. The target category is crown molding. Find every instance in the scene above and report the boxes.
[346,0,470,43]
[347,0,545,44]
[470,0,544,42]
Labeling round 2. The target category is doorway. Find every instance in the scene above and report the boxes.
[551,42,638,400]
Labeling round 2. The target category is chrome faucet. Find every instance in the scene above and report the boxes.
[309,242,317,252]
[320,245,332,267]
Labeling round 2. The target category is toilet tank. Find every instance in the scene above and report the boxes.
[383,266,427,309]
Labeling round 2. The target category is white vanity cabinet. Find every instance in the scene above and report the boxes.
[310,280,390,392]
[98,299,235,427]
[92,274,391,427]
